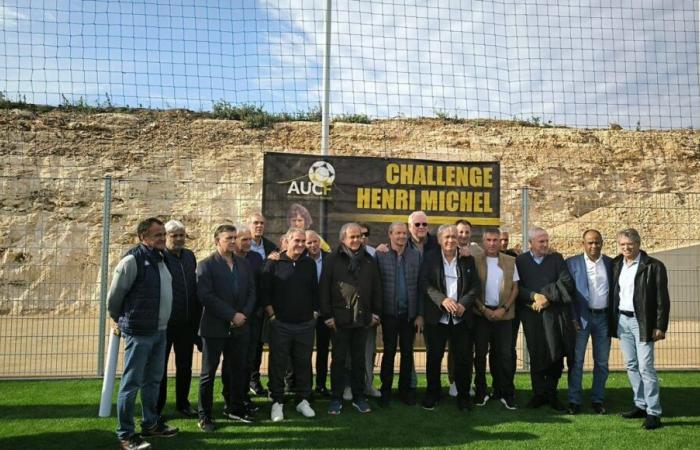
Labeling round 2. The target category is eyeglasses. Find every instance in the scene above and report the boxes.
[361,232,370,237]
[413,222,428,228]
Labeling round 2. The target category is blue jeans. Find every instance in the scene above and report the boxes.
[567,312,611,404]
[116,331,167,440]
[618,314,662,416]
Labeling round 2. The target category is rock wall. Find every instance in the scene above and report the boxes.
[1,109,699,314]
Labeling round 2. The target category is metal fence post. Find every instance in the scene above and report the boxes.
[97,175,112,377]
[521,186,530,371]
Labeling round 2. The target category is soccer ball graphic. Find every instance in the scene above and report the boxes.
[308,161,336,188]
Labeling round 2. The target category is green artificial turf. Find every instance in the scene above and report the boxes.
[0,372,698,449]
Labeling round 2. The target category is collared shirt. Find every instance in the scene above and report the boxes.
[312,253,323,282]
[365,245,377,257]
[530,251,544,265]
[484,256,520,307]
[618,253,640,312]
[250,238,266,260]
[439,251,461,325]
[584,254,609,309]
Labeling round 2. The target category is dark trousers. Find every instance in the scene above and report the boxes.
[199,326,249,419]
[531,358,564,399]
[246,312,265,387]
[511,310,520,373]
[473,315,515,399]
[268,319,315,403]
[330,326,369,400]
[156,321,196,414]
[424,321,473,400]
[380,314,415,397]
[315,317,332,389]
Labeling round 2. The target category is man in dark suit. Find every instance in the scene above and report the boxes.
[611,228,670,430]
[196,224,257,432]
[516,227,575,412]
[306,229,331,396]
[220,225,264,415]
[419,224,481,412]
[565,229,613,415]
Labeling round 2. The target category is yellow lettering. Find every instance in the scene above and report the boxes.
[420,190,438,211]
[473,192,484,213]
[445,166,455,186]
[460,191,473,212]
[386,163,399,185]
[371,188,381,209]
[356,188,370,208]
[400,164,413,185]
[381,189,395,209]
[446,191,459,212]
[482,167,493,188]
[469,167,483,187]
[483,192,493,212]
[456,167,468,186]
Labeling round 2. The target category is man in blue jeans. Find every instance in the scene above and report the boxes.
[565,229,613,415]
[611,228,670,430]
[107,218,179,450]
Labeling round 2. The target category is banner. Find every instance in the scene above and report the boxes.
[262,152,500,246]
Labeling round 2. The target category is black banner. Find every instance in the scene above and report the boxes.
[262,152,500,246]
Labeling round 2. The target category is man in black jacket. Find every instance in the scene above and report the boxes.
[263,228,320,422]
[157,220,200,418]
[419,224,481,412]
[611,228,670,430]
[320,222,383,415]
[515,227,575,412]
[196,224,257,431]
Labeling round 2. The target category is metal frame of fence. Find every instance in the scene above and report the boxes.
[1,176,698,378]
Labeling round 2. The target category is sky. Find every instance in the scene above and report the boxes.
[1,0,698,129]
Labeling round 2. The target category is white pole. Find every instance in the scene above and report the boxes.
[98,328,121,417]
[320,0,332,156]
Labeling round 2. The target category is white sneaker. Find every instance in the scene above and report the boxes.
[343,386,353,401]
[295,399,316,418]
[448,382,458,397]
[365,386,382,398]
[271,402,284,422]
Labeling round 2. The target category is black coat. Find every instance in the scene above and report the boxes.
[610,251,670,342]
[319,245,382,328]
[419,250,481,326]
[196,251,256,338]
[516,252,576,369]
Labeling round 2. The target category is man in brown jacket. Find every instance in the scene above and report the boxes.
[473,228,519,410]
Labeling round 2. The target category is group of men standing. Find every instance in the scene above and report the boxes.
[106,210,670,450]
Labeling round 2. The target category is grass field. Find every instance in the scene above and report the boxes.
[0,372,699,449]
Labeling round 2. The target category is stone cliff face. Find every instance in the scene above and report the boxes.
[1,109,699,313]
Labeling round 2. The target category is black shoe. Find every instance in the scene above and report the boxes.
[474,392,489,407]
[526,395,548,409]
[243,400,260,414]
[457,396,474,411]
[198,417,216,432]
[226,408,256,423]
[567,403,581,415]
[621,407,647,419]
[591,402,607,415]
[549,397,566,412]
[643,415,662,430]
[120,435,151,450]
[500,397,518,410]
[249,381,268,397]
[314,386,331,397]
[400,391,417,406]
[422,396,438,411]
[140,421,179,438]
[379,395,391,408]
[177,405,198,417]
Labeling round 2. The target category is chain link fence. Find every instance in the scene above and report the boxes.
[1,176,698,378]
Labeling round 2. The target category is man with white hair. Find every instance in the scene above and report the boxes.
[156,220,200,418]
[612,228,670,430]
[515,227,575,412]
